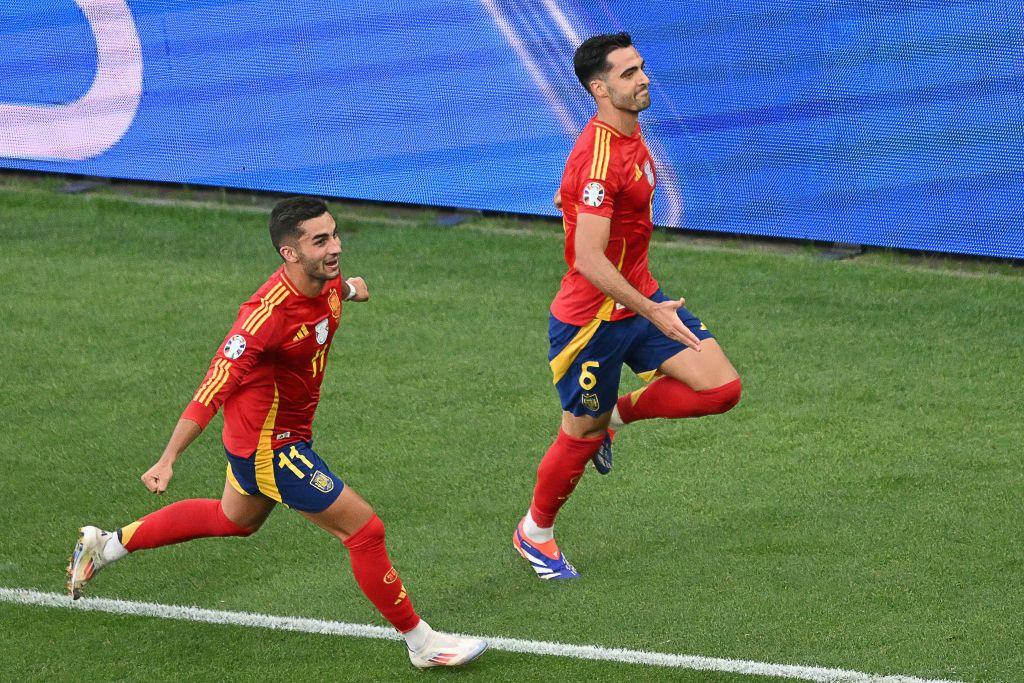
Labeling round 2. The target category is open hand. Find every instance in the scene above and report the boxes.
[647,298,701,351]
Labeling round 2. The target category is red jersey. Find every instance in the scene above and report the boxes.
[550,116,660,326]
[181,266,343,457]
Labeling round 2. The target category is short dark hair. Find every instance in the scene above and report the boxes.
[269,196,328,252]
[574,32,633,95]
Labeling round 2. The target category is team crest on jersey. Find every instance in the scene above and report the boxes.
[328,288,341,319]
[644,159,655,186]
[582,181,605,207]
[310,470,334,493]
[223,334,246,359]
[582,392,600,411]
[315,318,329,345]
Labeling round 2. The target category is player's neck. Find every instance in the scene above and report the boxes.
[595,107,639,137]
[282,263,323,297]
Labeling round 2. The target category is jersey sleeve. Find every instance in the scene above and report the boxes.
[573,128,622,220]
[180,301,282,429]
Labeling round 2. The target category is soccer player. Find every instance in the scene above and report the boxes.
[67,197,487,669]
[514,34,742,579]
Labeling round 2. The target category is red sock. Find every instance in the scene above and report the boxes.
[617,377,742,424]
[119,498,253,552]
[529,429,605,528]
[343,515,421,633]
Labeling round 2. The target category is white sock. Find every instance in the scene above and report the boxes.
[403,619,433,651]
[102,531,128,563]
[522,510,553,543]
[609,404,625,429]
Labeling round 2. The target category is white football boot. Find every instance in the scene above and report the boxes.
[66,526,116,599]
[407,630,488,669]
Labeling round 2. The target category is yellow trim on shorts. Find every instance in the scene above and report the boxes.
[253,386,282,502]
[549,317,603,385]
[225,462,248,496]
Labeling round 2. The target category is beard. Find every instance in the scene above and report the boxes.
[610,86,651,113]
[298,253,338,282]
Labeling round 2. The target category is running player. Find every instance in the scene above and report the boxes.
[67,197,487,668]
[514,34,743,579]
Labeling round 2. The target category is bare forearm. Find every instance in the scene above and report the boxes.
[576,254,654,318]
[159,418,203,464]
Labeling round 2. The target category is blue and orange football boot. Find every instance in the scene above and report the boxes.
[591,429,615,475]
[513,521,579,580]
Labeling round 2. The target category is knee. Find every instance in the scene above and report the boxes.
[700,377,742,414]
[216,503,259,537]
[343,513,385,550]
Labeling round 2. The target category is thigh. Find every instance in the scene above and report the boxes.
[548,314,632,419]
[220,478,276,530]
[658,339,739,391]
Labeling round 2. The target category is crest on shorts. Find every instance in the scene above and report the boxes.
[223,334,246,359]
[328,288,341,319]
[310,470,334,493]
[582,182,605,207]
[315,318,330,345]
[383,568,398,584]
[582,392,600,411]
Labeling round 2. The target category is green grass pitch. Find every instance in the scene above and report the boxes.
[0,177,1021,681]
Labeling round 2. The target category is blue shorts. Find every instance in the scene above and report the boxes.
[549,289,716,417]
[225,441,344,513]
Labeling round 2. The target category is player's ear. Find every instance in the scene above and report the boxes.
[279,244,299,263]
[589,78,607,99]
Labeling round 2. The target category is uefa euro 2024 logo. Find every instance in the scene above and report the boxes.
[0,0,142,161]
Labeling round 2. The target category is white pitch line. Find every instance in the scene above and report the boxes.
[1,588,960,683]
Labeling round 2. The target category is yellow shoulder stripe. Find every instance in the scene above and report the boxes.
[242,283,289,335]
[589,128,603,179]
[279,274,300,296]
[589,128,612,181]
[192,358,220,402]
[194,358,232,406]
[592,121,622,138]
